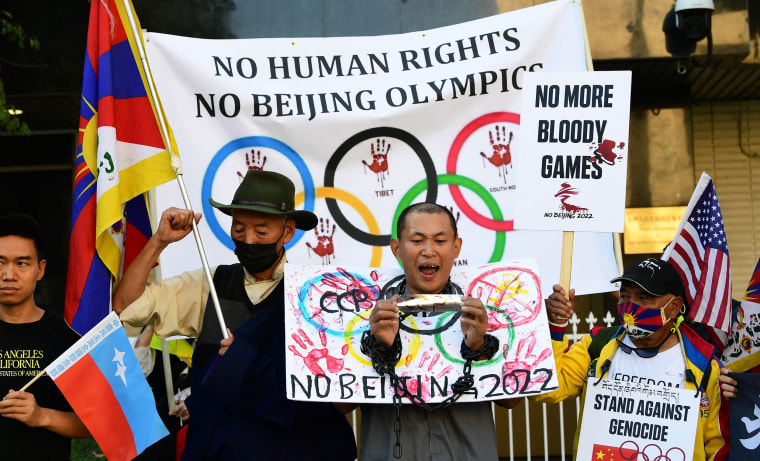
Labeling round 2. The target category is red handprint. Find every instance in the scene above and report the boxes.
[237,149,267,181]
[361,138,390,188]
[288,328,344,376]
[305,218,337,265]
[501,335,553,392]
[479,125,514,184]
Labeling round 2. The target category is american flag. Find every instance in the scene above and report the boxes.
[663,172,732,332]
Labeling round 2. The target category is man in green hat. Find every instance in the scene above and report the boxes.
[113,170,356,460]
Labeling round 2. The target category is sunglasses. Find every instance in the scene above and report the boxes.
[615,333,671,358]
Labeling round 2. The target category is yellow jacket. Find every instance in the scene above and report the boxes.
[534,324,729,461]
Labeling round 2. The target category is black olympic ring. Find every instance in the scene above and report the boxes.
[324,127,438,247]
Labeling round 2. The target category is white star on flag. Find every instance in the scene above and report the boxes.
[113,347,128,387]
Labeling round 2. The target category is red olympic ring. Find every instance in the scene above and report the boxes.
[446,112,520,231]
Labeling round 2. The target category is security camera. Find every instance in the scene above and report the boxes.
[674,0,714,41]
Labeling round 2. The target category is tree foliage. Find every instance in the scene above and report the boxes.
[0,10,39,135]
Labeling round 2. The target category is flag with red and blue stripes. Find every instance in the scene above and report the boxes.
[45,312,168,461]
[66,0,177,333]
[663,172,732,333]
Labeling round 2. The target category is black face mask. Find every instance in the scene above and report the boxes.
[233,234,284,274]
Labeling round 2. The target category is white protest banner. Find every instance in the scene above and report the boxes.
[577,379,699,461]
[514,71,632,232]
[284,259,558,403]
[145,0,619,297]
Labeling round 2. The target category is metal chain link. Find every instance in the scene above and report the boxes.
[360,330,499,459]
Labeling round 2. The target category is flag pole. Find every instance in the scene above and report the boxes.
[121,0,229,339]
[19,370,46,392]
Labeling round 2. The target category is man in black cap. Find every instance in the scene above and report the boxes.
[113,170,356,460]
[537,257,728,461]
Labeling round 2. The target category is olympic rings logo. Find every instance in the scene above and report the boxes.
[202,115,518,265]
[618,441,686,461]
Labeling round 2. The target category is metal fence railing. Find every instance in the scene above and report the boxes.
[500,310,618,461]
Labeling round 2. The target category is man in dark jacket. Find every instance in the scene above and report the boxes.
[113,170,356,461]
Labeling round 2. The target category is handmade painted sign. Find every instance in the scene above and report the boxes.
[577,379,699,461]
[284,259,558,403]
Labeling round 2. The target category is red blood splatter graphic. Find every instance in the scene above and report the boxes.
[362,138,391,187]
[479,125,514,184]
[306,217,337,264]
[589,139,625,165]
[236,149,267,180]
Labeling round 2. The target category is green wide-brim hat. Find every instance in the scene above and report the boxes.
[208,170,318,231]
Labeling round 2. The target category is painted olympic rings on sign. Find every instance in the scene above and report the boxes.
[392,174,506,263]
[324,127,438,247]
[618,441,686,461]
[344,307,422,367]
[446,112,520,231]
[434,311,514,367]
[202,136,315,250]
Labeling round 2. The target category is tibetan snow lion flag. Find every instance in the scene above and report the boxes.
[66,0,178,333]
[722,256,760,372]
[45,312,168,461]
[663,172,732,337]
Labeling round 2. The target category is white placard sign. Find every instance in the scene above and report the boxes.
[284,259,559,403]
[144,0,620,298]
[515,71,632,232]
[577,379,699,461]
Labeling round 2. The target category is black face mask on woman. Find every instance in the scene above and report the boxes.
[233,227,285,274]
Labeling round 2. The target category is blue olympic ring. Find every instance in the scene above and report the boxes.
[298,271,380,336]
[202,136,316,250]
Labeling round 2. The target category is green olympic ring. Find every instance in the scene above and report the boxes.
[433,308,515,367]
[392,173,506,263]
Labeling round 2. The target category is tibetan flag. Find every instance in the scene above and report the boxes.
[66,0,178,333]
[721,256,760,372]
[45,312,168,461]
[663,172,732,336]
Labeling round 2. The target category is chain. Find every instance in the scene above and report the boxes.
[392,383,402,458]
[360,330,499,459]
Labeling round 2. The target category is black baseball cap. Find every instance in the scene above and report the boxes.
[611,257,689,310]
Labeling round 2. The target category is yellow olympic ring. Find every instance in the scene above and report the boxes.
[295,187,383,267]
[345,310,421,367]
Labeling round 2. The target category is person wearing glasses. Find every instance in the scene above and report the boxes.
[537,257,728,461]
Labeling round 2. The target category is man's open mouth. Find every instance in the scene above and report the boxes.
[419,264,439,278]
